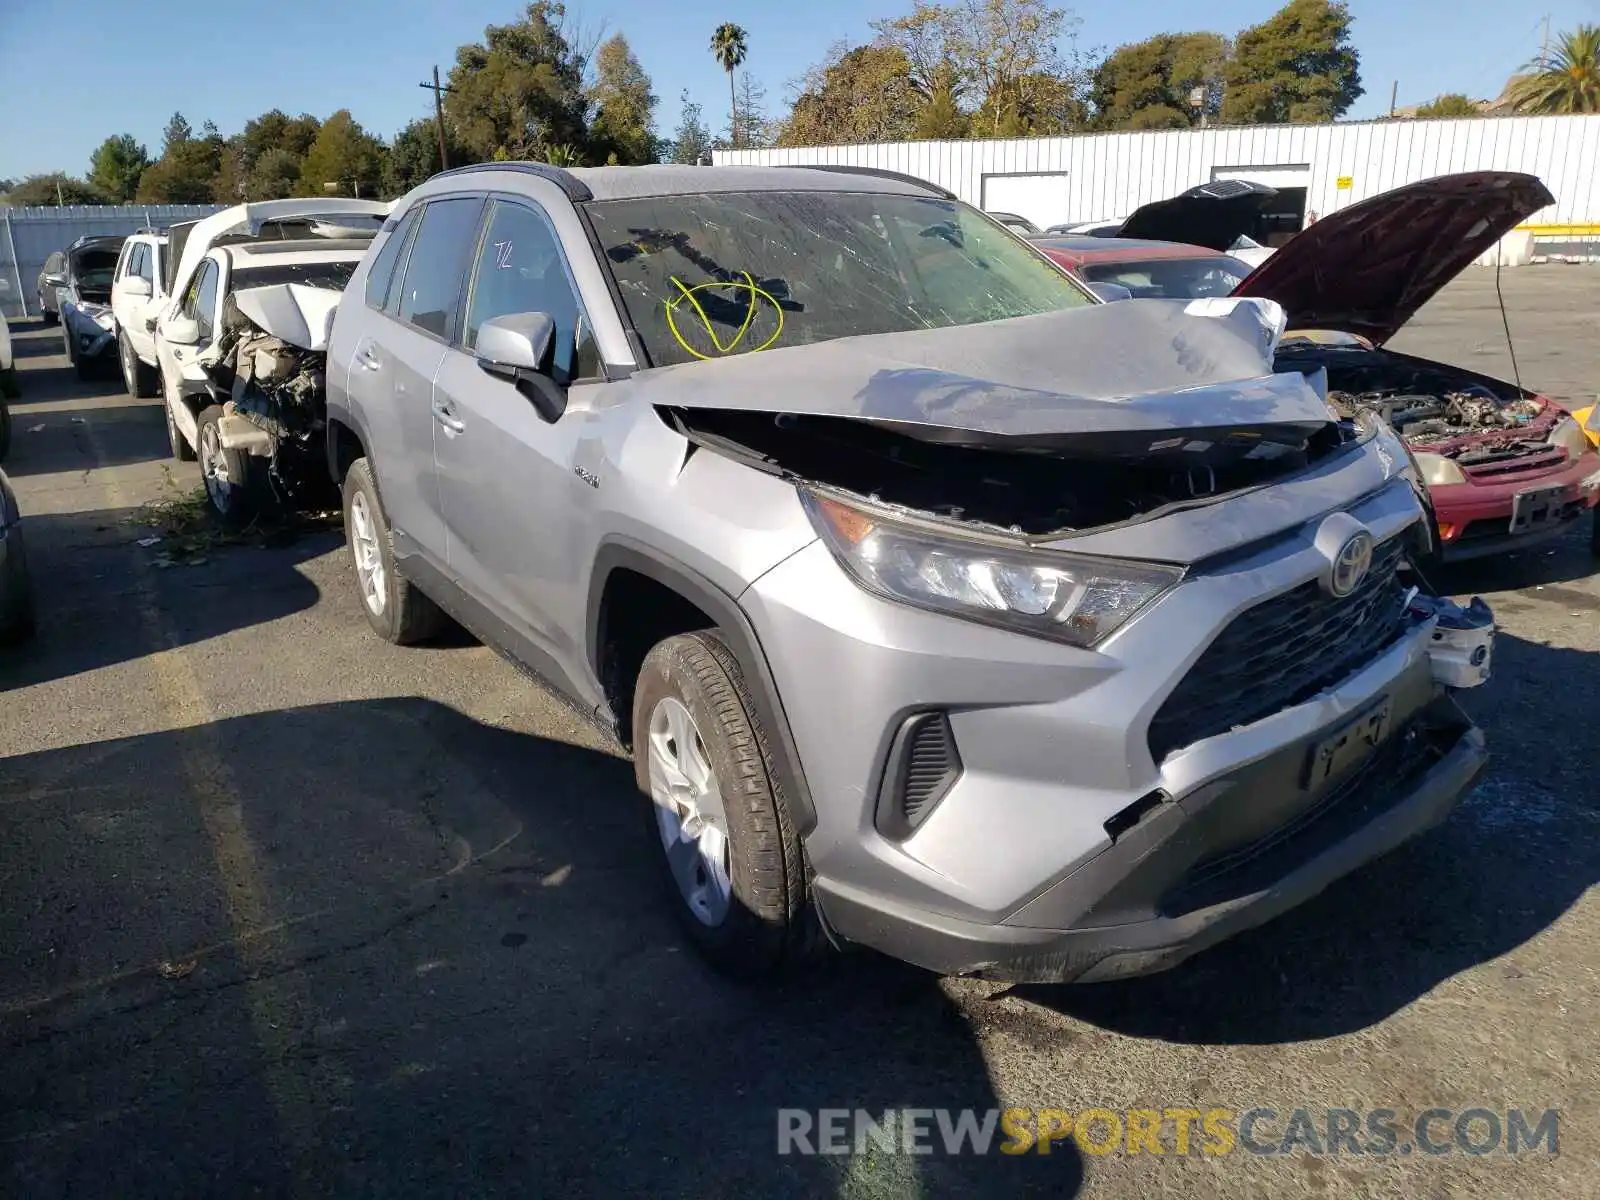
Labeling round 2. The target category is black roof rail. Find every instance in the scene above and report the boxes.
[800,165,954,200]
[429,161,593,202]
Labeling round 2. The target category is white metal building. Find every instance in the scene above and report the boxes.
[716,115,1600,259]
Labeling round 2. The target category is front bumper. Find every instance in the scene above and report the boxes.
[1431,450,1600,561]
[816,693,1484,983]
[739,469,1489,984]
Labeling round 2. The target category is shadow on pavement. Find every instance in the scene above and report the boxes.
[1018,632,1600,1044]
[0,697,1082,1197]
[0,506,332,690]
[1428,520,1600,592]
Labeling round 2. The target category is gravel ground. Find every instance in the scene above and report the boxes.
[2,268,1597,1198]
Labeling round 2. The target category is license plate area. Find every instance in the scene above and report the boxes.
[1305,697,1392,788]
[1509,484,1568,533]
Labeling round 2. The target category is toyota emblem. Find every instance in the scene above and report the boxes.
[1329,531,1375,597]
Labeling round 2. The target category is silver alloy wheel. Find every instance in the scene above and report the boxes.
[647,696,733,926]
[348,491,387,616]
[199,421,231,514]
[119,334,135,394]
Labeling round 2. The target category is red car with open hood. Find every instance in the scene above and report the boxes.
[1034,172,1600,562]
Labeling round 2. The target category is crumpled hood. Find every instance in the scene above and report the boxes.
[1234,170,1555,345]
[640,298,1337,450]
[233,283,341,352]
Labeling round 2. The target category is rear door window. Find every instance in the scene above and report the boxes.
[394,197,485,340]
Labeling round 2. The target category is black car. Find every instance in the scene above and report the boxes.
[0,466,33,643]
[50,236,126,379]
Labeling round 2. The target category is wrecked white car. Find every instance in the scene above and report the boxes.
[153,198,388,521]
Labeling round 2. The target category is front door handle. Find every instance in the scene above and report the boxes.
[431,399,465,435]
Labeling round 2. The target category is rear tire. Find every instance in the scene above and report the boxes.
[165,392,196,462]
[0,529,36,645]
[341,457,446,644]
[119,330,159,398]
[196,405,268,528]
[1591,506,1600,557]
[632,630,820,979]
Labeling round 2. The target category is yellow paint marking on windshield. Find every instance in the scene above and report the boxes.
[665,273,784,360]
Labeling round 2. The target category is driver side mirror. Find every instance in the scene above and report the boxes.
[163,315,202,346]
[43,273,66,289]
[122,276,153,299]
[475,312,565,423]
[1086,282,1134,303]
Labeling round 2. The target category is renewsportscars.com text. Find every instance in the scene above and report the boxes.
[777,1106,1560,1158]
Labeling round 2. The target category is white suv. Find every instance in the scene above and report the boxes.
[110,231,170,400]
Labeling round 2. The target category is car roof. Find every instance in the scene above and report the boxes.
[1034,236,1225,264]
[426,162,950,203]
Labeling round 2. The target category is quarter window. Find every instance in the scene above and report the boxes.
[463,200,594,381]
[394,197,484,339]
[186,261,218,340]
[365,206,419,312]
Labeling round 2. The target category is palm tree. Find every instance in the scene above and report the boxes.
[710,23,749,147]
[1505,25,1600,114]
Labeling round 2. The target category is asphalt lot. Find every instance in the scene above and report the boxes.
[2,269,1598,1198]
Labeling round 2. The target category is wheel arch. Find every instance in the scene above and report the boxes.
[588,540,817,835]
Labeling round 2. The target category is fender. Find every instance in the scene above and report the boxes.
[588,539,817,835]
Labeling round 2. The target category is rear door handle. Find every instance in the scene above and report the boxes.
[431,399,465,435]
[357,345,382,370]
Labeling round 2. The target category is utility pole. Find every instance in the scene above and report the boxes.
[55,178,64,206]
[1389,81,1398,117]
[418,66,453,172]
[1539,14,1551,67]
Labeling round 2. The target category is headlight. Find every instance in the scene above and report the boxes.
[1546,416,1592,460]
[93,311,116,332]
[1411,450,1467,486]
[802,492,1182,647]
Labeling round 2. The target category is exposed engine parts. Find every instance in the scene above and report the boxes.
[204,296,330,508]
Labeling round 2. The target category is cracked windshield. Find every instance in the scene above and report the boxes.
[588,192,1090,365]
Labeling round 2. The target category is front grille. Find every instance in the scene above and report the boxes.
[1462,448,1565,479]
[875,712,962,839]
[1148,537,1407,762]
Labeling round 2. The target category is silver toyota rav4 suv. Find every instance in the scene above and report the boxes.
[324,162,1491,983]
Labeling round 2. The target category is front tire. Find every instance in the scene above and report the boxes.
[632,631,818,979]
[1591,506,1600,557]
[38,299,57,327]
[341,457,445,644]
[196,405,267,528]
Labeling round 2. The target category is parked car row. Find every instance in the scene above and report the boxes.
[20,165,1567,989]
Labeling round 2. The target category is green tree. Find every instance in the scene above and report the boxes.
[161,112,193,153]
[1504,25,1600,114]
[1221,0,1363,124]
[873,0,1091,138]
[590,32,659,163]
[384,117,473,197]
[295,110,386,197]
[724,72,773,149]
[1091,33,1227,129]
[4,173,112,206]
[780,43,925,146]
[665,91,713,163]
[136,136,223,203]
[446,1,591,162]
[88,134,149,202]
[710,23,749,146]
[1413,92,1481,118]
[247,148,303,199]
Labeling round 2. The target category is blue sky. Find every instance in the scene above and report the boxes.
[1,0,1594,181]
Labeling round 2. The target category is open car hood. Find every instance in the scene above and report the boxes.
[641,298,1337,458]
[168,198,390,318]
[1115,180,1279,251]
[1232,171,1554,345]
